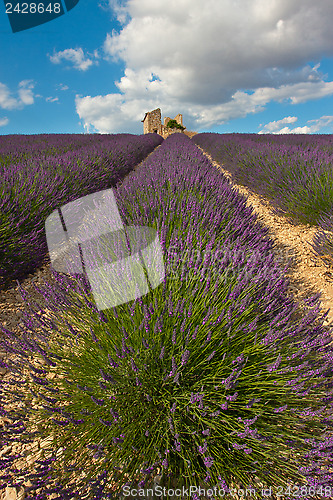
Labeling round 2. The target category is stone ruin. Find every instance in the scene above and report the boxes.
[141,108,185,138]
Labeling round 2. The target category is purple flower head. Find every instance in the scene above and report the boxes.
[91,395,104,406]
[99,369,116,384]
[159,346,165,359]
[226,392,238,402]
[108,354,118,368]
[198,441,208,454]
[181,350,190,366]
[205,331,212,343]
[203,456,214,468]
[110,408,120,421]
[90,327,98,343]
[267,354,282,372]
[207,351,216,362]
[274,404,288,413]
[174,440,181,452]
[246,397,261,408]
[192,325,199,340]
[99,418,114,427]
[130,358,138,372]
[232,353,245,365]
[169,356,177,377]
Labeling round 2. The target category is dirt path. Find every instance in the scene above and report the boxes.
[198,146,333,328]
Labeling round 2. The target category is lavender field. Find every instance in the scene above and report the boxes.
[0,133,163,290]
[193,132,333,266]
[1,133,333,499]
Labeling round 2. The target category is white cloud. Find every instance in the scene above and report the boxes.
[18,80,34,105]
[46,96,59,102]
[77,0,333,132]
[56,83,69,91]
[259,115,333,134]
[49,48,97,71]
[0,117,9,127]
[258,116,298,133]
[0,80,35,110]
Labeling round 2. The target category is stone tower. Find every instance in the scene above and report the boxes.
[142,109,185,138]
[141,108,162,135]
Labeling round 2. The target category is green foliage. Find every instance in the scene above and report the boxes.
[166,119,185,131]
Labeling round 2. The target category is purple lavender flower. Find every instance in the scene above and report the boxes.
[169,356,177,377]
[159,346,165,359]
[206,351,216,361]
[90,328,98,343]
[99,418,114,427]
[91,395,104,406]
[99,369,116,384]
[203,456,214,468]
[130,358,138,372]
[198,441,208,454]
[108,354,119,368]
[192,325,199,339]
[181,350,190,366]
[110,408,120,421]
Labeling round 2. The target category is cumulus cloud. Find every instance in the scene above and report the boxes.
[0,117,9,127]
[259,115,333,134]
[77,0,333,132]
[258,116,298,133]
[0,80,35,110]
[49,48,98,71]
[46,96,59,102]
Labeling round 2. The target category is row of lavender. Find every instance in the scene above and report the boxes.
[0,133,123,167]
[1,134,333,499]
[0,133,163,290]
[193,132,333,266]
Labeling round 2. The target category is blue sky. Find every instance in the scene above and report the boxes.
[1,0,333,135]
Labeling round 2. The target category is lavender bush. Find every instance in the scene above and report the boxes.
[1,135,333,500]
[310,213,333,267]
[193,132,333,226]
[0,133,163,289]
[193,132,333,269]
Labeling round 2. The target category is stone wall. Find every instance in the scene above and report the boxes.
[143,108,162,135]
[162,126,184,138]
[143,109,189,138]
[175,114,183,126]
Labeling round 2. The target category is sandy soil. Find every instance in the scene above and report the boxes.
[198,147,333,328]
